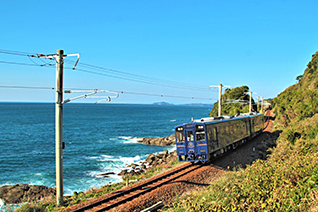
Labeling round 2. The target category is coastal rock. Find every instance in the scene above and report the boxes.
[145,154,156,163]
[145,150,177,167]
[0,184,56,204]
[95,172,115,178]
[121,150,178,178]
[118,169,129,176]
[137,135,175,146]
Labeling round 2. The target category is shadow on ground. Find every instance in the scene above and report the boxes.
[210,130,282,171]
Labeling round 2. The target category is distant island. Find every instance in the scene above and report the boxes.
[152,101,174,105]
[152,101,213,107]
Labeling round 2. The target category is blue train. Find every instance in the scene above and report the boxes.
[174,112,264,163]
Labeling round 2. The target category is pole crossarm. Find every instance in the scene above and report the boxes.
[64,89,119,103]
[31,53,80,70]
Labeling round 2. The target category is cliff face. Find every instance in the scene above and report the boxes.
[273,51,318,127]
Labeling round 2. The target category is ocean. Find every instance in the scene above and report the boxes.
[0,103,211,198]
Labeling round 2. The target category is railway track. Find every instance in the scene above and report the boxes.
[72,163,202,212]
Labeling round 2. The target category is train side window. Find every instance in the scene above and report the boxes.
[213,127,218,140]
[176,131,184,143]
[196,132,205,141]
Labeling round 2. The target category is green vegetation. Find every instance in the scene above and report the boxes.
[16,157,181,212]
[209,86,257,117]
[273,52,318,128]
[165,52,318,211]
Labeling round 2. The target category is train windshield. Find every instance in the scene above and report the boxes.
[195,125,206,141]
[176,126,185,143]
[187,131,194,141]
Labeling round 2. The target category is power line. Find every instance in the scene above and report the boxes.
[0,85,54,90]
[0,48,218,94]
[73,61,210,92]
[69,67,216,93]
[0,85,216,101]
[0,60,52,67]
[0,49,33,57]
[118,90,216,100]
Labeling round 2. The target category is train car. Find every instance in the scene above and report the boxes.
[175,113,264,163]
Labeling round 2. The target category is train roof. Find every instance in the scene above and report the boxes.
[192,112,263,124]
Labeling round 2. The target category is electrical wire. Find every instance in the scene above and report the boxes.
[0,85,216,101]
[0,60,50,67]
[0,85,54,90]
[1,48,217,93]
[67,66,216,93]
[0,49,34,57]
[73,61,211,92]
[0,48,220,101]
[118,91,216,100]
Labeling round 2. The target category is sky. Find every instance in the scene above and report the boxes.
[0,0,317,104]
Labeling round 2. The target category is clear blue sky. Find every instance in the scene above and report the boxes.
[0,0,317,104]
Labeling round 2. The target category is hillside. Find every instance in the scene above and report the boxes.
[166,52,318,211]
[274,51,318,127]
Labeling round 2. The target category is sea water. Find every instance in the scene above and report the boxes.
[0,103,211,196]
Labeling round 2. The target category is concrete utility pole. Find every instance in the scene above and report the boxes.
[55,50,64,206]
[249,92,252,113]
[37,50,79,206]
[218,84,222,117]
[209,84,230,117]
[261,97,264,113]
[248,91,257,113]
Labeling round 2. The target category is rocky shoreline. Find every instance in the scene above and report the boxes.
[0,135,177,205]
[0,184,56,205]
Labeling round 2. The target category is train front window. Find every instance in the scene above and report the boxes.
[187,131,194,141]
[176,132,185,143]
[176,126,185,143]
[195,125,206,141]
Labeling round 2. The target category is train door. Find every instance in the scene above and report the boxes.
[213,127,219,148]
[207,125,219,151]
[185,129,196,160]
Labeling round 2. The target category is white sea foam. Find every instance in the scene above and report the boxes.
[170,119,176,122]
[117,136,143,144]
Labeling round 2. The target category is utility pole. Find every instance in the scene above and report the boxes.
[37,50,79,206]
[257,96,260,113]
[209,84,230,117]
[249,92,252,113]
[261,97,264,113]
[55,50,64,206]
[218,84,222,117]
[247,91,257,113]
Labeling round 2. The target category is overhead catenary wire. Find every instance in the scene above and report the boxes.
[1,48,217,93]
[72,61,212,92]
[0,85,216,101]
[69,67,214,93]
[0,60,54,67]
[0,48,221,103]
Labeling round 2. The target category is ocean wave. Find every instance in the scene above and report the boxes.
[117,136,143,144]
